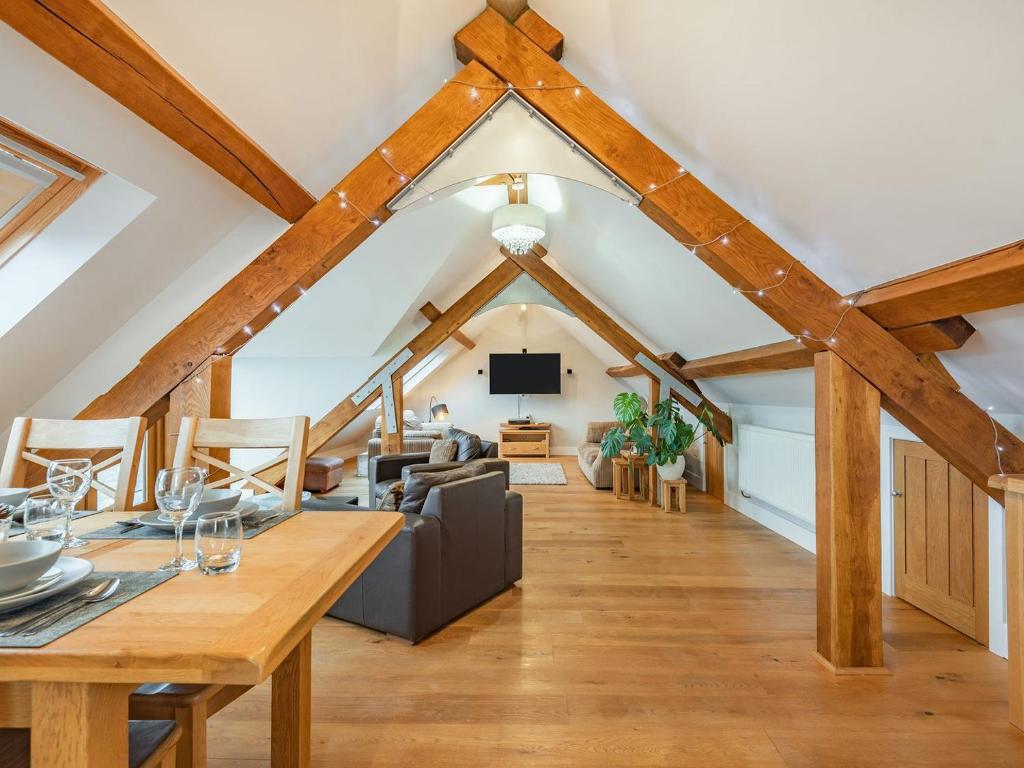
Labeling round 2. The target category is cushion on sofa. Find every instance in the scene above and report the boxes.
[578,444,601,465]
[429,439,458,463]
[398,462,486,515]
[448,427,482,462]
[584,421,620,444]
[377,481,405,511]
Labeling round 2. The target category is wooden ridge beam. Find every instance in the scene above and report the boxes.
[420,302,475,349]
[258,259,524,485]
[73,61,505,426]
[507,247,733,443]
[0,0,316,222]
[855,239,1024,328]
[454,7,1022,497]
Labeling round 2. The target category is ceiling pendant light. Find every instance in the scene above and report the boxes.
[492,203,546,255]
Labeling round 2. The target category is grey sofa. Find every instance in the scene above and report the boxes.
[369,441,503,506]
[577,421,620,489]
[326,470,523,642]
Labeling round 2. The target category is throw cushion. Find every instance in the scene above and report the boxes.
[377,481,405,511]
[585,421,619,444]
[398,462,486,515]
[429,438,458,463]
[448,427,482,462]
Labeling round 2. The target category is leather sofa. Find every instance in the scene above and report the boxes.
[325,470,523,642]
[577,421,620,489]
[369,441,503,507]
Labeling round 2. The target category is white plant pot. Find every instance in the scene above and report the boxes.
[656,457,686,482]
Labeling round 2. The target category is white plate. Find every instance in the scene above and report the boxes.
[0,557,94,614]
[0,566,62,598]
[139,500,260,531]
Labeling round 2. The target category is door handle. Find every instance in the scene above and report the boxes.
[891,489,903,497]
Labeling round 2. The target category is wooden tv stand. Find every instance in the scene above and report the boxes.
[498,422,551,458]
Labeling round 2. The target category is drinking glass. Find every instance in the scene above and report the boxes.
[23,499,65,543]
[154,467,207,572]
[46,458,92,548]
[194,511,242,575]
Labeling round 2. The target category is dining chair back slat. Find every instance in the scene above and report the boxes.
[0,417,146,511]
[172,416,309,511]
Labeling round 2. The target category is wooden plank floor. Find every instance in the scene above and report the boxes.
[208,456,1024,766]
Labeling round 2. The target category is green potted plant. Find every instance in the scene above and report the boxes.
[600,392,724,481]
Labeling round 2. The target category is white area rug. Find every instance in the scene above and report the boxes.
[509,463,567,485]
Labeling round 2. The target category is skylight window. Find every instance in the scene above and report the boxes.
[0,117,100,269]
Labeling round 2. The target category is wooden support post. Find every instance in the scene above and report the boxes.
[991,474,1024,730]
[704,434,724,501]
[814,351,884,673]
[380,375,405,457]
[164,356,231,477]
[648,378,661,507]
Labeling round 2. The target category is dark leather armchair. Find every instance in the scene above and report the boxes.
[368,441,504,506]
[326,470,523,642]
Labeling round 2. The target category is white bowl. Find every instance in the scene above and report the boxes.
[0,488,29,509]
[0,540,63,595]
[196,488,241,515]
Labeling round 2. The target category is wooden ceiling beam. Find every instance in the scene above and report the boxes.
[258,259,524,486]
[454,7,1021,497]
[506,247,733,443]
[514,9,564,60]
[73,61,506,425]
[486,0,529,23]
[676,340,815,379]
[854,239,1024,328]
[612,316,972,382]
[419,302,475,349]
[0,0,316,222]
[606,362,644,378]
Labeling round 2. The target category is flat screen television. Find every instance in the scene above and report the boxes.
[489,353,561,395]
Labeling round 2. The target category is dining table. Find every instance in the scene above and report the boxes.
[0,506,403,767]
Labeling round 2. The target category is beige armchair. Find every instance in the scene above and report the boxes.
[577,421,620,489]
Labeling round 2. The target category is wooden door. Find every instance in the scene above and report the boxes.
[893,440,988,642]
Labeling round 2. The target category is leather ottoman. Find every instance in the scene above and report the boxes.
[304,455,344,492]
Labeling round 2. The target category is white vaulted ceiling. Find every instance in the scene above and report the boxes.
[2,0,1022,433]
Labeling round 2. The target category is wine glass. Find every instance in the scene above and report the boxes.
[46,458,92,548]
[154,467,207,572]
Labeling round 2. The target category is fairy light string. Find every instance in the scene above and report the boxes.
[329,76,1017,478]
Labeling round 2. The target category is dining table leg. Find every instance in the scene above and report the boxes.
[271,631,312,767]
[30,681,135,767]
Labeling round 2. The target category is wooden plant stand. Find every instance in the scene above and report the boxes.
[661,478,687,513]
[611,455,650,502]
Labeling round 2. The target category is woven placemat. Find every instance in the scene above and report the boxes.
[0,571,175,648]
[81,510,300,540]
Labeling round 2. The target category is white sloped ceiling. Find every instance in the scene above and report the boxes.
[7,0,1022,434]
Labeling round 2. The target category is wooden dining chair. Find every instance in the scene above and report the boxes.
[130,414,309,768]
[0,417,146,511]
[172,415,310,510]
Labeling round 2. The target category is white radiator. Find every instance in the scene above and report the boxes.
[737,424,815,528]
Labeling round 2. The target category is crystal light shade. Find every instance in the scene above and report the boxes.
[491,203,546,255]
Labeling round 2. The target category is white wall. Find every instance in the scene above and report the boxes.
[405,304,629,452]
